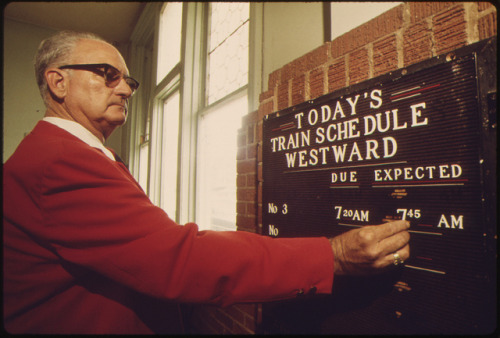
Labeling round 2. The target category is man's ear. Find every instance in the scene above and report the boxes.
[45,68,68,100]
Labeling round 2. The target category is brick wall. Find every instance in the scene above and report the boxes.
[189,2,496,334]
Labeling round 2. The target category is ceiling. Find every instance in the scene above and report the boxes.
[3,2,147,44]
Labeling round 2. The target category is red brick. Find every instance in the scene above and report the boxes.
[245,201,256,216]
[409,2,456,23]
[291,74,305,106]
[201,316,226,334]
[223,306,246,327]
[237,187,256,202]
[242,110,258,125]
[237,201,246,214]
[188,305,254,334]
[268,69,280,89]
[236,216,257,233]
[309,68,324,99]
[277,82,289,110]
[247,144,257,159]
[257,140,263,163]
[479,11,497,40]
[233,321,254,335]
[330,35,347,59]
[258,100,274,120]
[349,47,370,85]
[331,30,363,58]
[247,125,255,144]
[433,5,467,55]
[368,5,404,40]
[237,159,255,175]
[478,2,495,12]
[256,122,263,148]
[235,303,256,316]
[331,5,403,58]
[236,146,247,161]
[246,172,256,185]
[237,213,256,226]
[403,20,433,67]
[373,34,398,77]
[281,62,295,83]
[328,57,346,93]
[301,44,329,72]
[259,89,273,103]
[190,306,228,334]
[236,174,246,188]
[257,201,262,226]
[237,131,247,148]
[214,308,235,329]
[257,162,263,182]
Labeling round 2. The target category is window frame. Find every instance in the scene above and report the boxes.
[127,2,262,227]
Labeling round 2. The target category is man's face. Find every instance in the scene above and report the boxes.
[62,39,133,140]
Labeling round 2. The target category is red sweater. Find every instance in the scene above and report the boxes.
[3,121,334,334]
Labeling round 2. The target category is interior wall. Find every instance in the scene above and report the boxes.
[2,19,54,162]
[330,2,403,40]
[261,2,324,92]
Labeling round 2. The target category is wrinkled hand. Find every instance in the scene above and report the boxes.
[330,220,410,275]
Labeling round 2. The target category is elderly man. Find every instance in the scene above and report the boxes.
[3,31,410,334]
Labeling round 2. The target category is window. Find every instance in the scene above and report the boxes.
[196,3,249,231]
[132,2,250,230]
[149,2,183,221]
[137,121,150,191]
[156,2,183,83]
[197,92,247,231]
[159,91,181,218]
[206,2,249,105]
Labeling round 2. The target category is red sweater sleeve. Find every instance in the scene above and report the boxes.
[36,139,334,307]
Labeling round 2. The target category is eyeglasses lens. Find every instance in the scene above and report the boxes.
[104,66,139,92]
[104,67,122,87]
[125,79,139,91]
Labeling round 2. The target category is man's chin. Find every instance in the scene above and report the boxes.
[108,110,128,125]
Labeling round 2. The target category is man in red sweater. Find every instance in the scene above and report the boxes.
[3,31,410,334]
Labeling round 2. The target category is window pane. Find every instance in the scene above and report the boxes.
[208,2,249,51]
[207,3,249,104]
[138,142,149,192]
[197,93,247,231]
[157,2,183,83]
[160,91,180,219]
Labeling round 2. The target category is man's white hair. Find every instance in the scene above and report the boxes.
[34,31,107,105]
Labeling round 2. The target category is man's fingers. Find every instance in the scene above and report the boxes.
[383,243,410,267]
[378,229,410,256]
[373,220,410,240]
[331,219,411,275]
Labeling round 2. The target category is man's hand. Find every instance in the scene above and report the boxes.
[329,220,410,275]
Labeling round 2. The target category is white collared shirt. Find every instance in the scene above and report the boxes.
[42,117,116,161]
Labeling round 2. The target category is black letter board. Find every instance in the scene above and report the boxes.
[261,39,496,334]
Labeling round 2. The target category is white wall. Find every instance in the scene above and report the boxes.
[3,19,124,162]
[261,2,324,92]
[330,2,402,40]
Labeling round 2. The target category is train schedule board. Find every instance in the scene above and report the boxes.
[262,42,496,334]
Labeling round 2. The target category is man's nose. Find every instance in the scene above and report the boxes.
[115,77,133,98]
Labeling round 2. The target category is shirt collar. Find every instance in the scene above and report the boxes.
[42,117,116,161]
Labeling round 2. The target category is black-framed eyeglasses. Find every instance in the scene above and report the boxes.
[59,63,140,93]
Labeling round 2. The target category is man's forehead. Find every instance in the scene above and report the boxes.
[71,39,128,73]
